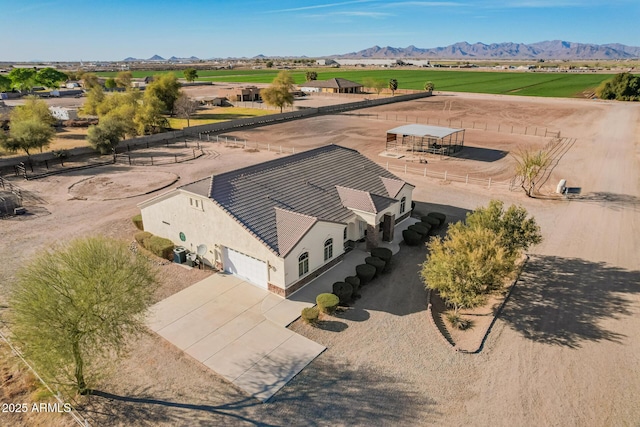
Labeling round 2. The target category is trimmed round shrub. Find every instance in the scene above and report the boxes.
[132,214,144,231]
[355,263,376,285]
[365,256,385,277]
[332,282,353,304]
[403,229,422,246]
[345,276,361,296]
[426,212,447,227]
[371,247,393,272]
[416,221,433,232]
[301,306,319,325]
[421,215,440,228]
[408,224,429,237]
[316,293,339,314]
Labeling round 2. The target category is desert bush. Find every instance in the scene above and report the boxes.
[134,231,152,246]
[345,276,361,296]
[355,264,376,285]
[301,306,319,325]
[427,212,446,227]
[316,293,339,314]
[146,235,175,260]
[132,214,144,231]
[445,311,472,330]
[421,216,440,228]
[332,281,353,304]
[365,256,385,277]
[402,229,422,246]
[409,224,429,237]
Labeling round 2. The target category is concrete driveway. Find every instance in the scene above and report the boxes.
[147,274,325,401]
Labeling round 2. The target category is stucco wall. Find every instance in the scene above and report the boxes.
[140,190,286,287]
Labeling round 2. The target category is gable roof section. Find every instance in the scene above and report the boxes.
[275,208,317,257]
[335,186,397,214]
[183,145,410,256]
[380,176,411,198]
[300,78,363,89]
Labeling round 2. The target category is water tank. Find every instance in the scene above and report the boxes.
[556,179,567,194]
[173,246,187,264]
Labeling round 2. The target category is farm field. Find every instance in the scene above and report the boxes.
[98,68,614,98]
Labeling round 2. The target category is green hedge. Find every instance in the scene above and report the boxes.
[416,222,435,235]
[403,229,422,246]
[356,264,376,285]
[332,281,353,305]
[345,276,361,296]
[421,216,440,228]
[132,214,144,231]
[301,306,320,325]
[146,235,175,260]
[365,256,385,277]
[134,231,152,246]
[408,224,430,237]
[316,293,339,314]
[426,212,446,227]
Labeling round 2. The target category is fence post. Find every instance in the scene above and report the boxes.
[424,168,426,177]
[268,144,270,151]
[151,156,154,165]
[525,127,528,135]
[404,164,407,174]
[498,124,501,132]
[175,155,178,163]
[386,161,389,170]
[488,178,492,189]
[466,174,468,184]
[444,171,447,181]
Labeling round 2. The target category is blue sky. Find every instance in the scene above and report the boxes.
[1,0,638,61]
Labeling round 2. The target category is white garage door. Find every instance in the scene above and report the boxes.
[222,247,268,289]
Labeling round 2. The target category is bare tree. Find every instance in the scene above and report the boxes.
[174,92,199,127]
[513,148,550,197]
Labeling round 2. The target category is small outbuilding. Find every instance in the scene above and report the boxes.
[299,78,363,94]
[385,124,465,157]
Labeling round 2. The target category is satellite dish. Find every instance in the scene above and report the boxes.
[196,244,208,256]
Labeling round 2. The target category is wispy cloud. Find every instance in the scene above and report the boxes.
[265,0,376,13]
[306,10,392,18]
[482,0,619,7]
[13,1,61,15]
[385,1,466,6]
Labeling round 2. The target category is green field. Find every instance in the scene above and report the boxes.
[97,69,613,98]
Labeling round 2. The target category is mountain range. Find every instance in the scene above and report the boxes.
[334,41,640,60]
[123,55,201,62]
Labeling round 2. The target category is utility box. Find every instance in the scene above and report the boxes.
[173,246,187,264]
[556,179,567,194]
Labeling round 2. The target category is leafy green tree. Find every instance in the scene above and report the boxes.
[424,81,435,92]
[145,73,181,115]
[10,236,158,395]
[174,92,199,127]
[363,77,386,95]
[266,61,274,68]
[0,74,13,92]
[261,70,295,112]
[2,119,55,156]
[389,78,398,96]
[87,115,129,160]
[115,71,133,89]
[464,200,542,258]
[9,68,37,92]
[183,68,198,82]
[35,67,68,89]
[513,148,550,197]
[305,71,318,82]
[596,72,640,101]
[104,78,117,91]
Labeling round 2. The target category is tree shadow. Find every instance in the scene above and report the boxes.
[451,146,507,162]
[574,191,640,212]
[315,319,348,332]
[500,255,640,348]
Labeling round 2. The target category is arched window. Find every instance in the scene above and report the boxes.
[298,252,309,277]
[400,197,406,214]
[324,238,333,261]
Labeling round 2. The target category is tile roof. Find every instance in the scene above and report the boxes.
[335,186,396,213]
[275,208,317,257]
[300,78,363,89]
[184,145,411,256]
[380,176,410,198]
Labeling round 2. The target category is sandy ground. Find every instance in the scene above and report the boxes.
[0,92,638,426]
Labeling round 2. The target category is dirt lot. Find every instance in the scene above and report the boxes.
[0,92,638,426]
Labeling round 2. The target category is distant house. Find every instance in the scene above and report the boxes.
[139,145,414,297]
[218,86,262,102]
[299,78,363,94]
[49,107,78,121]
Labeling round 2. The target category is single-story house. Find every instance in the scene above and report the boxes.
[139,145,414,297]
[218,86,262,102]
[299,78,363,94]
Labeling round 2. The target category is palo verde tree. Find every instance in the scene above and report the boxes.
[115,71,133,89]
[305,71,318,82]
[80,72,101,89]
[145,73,181,116]
[183,68,198,82]
[87,115,129,161]
[1,96,56,156]
[174,92,199,127]
[10,236,158,395]
[389,78,398,96]
[261,70,295,113]
[363,77,386,95]
[513,148,550,197]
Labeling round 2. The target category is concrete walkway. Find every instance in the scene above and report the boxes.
[147,217,417,401]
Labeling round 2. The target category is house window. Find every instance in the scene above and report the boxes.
[324,239,333,261]
[298,252,309,277]
[343,227,347,240]
[400,197,406,214]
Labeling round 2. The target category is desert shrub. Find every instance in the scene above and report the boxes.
[134,231,152,246]
[408,224,429,237]
[355,264,376,285]
[132,214,144,231]
[421,216,440,228]
[445,312,472,330]
[316,293,339,314]
[403,229,422,246]
[332,282,353,304]
[345,276,361,296]
[301,306,319,325]
[427,212,446,227]
[146,235,175,260]
[365,256,385,276]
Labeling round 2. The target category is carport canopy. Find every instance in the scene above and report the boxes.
[386,124,464,139]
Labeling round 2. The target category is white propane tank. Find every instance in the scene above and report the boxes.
[557,179,567,194]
